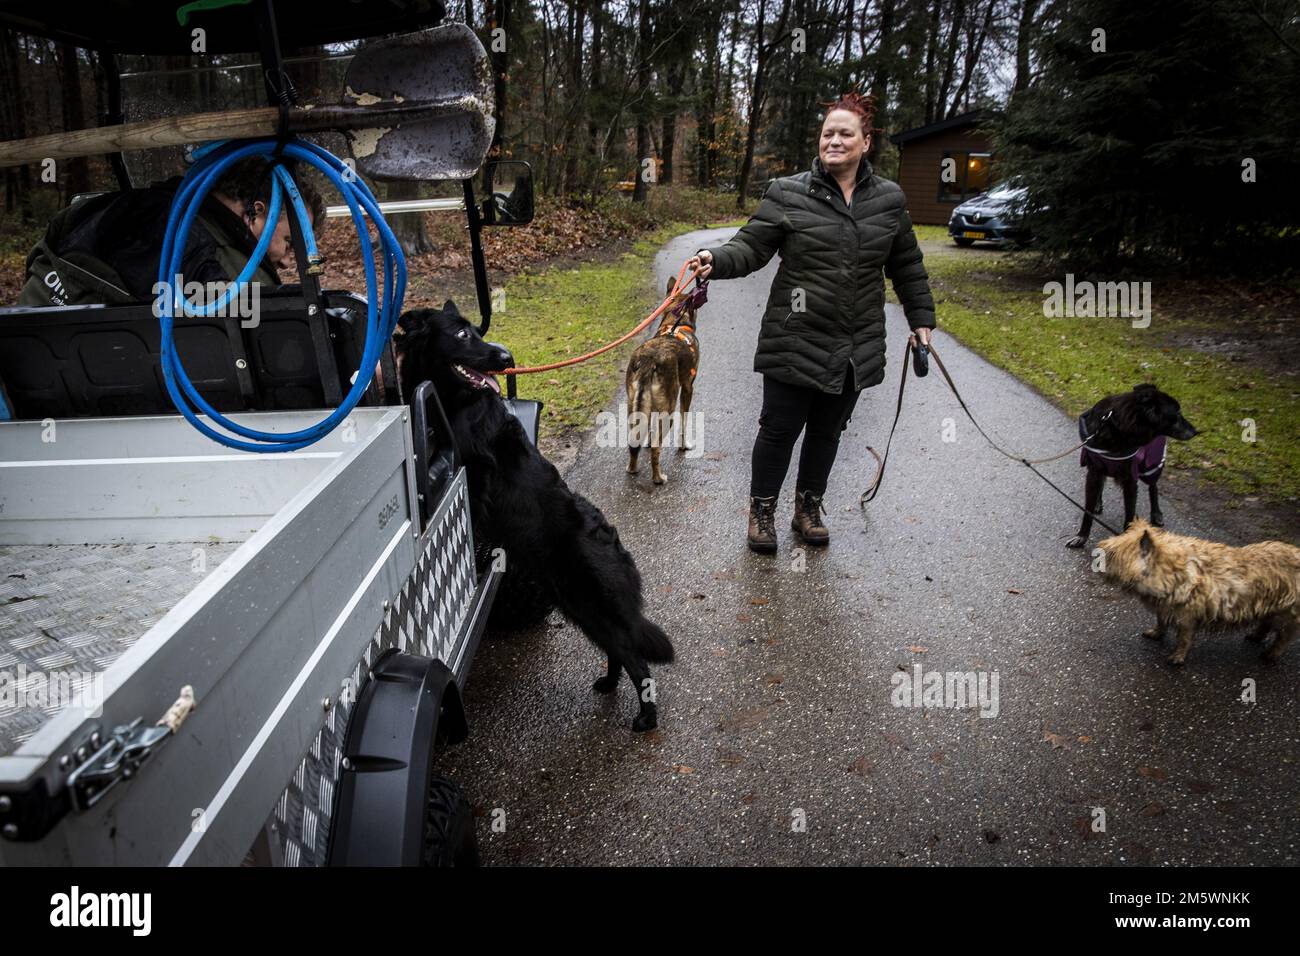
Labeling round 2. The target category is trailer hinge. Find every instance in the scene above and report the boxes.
[66,718,173,812]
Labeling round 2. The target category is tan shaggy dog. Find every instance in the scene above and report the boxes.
[1097,519,1300,666]
[625,277,701,485]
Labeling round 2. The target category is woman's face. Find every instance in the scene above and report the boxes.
[819,108,869,176]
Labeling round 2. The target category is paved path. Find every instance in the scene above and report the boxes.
[440,228,1298,865]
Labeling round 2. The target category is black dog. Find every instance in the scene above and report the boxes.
[395,301,674,731]
[1066,383,1197,549]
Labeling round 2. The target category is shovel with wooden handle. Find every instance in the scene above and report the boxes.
[0,22,495,181]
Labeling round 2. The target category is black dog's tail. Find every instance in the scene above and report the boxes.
[637,618,675,663]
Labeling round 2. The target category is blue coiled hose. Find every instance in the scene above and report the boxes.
[158,138,406,452]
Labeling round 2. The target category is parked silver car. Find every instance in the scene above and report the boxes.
[948,183,1032,247]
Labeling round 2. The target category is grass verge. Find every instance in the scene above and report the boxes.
[462,216,747,436]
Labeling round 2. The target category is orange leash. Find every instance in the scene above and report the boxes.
[500,261,702,375]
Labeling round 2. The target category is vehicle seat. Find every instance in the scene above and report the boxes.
[504,398,541,446]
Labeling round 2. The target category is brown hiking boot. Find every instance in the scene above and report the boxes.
[747,495,778,554]
[792,489,829,546]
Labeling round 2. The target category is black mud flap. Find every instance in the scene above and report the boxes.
[326,651,468,867]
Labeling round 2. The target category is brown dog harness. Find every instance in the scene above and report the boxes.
[653,324,698,376]
[664,324,696,347]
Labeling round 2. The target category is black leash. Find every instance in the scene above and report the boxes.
[859,339,1121,536]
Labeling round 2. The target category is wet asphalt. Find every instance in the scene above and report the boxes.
[439,228,1299,866]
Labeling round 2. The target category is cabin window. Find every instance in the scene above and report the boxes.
[938,151,992,202]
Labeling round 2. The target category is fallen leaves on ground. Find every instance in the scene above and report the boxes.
[718,706,774,733]
[1043,730,1072,750]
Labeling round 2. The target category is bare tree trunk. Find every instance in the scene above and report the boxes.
[661,55,687,183]
[935,0,967,118]
[1,28,34,221]
[56,44,91,199]
[870,0,897,116]
[562,0,588,195]
[842,0,855,86]
[694,0,722,187]
[948,0,994,117]
[736,0,792,209]
[714,0,743,188]
[923,0,943,124]
[585,0,604,204]
[632,0,652,203]
[1013,0,1041,98]
[487,0,510,183]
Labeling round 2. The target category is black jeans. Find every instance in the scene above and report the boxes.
[750,368,861,499]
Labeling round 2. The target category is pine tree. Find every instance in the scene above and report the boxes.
[996,0,1300,272]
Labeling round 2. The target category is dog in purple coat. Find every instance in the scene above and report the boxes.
[1065,384,1198,549]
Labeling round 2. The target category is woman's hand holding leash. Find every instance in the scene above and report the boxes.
[687,250,713,280]
[909,326,932,377]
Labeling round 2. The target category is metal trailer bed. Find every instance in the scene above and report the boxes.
[0,406,498,865]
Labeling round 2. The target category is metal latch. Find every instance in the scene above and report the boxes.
[64,685,196,812]
[66,719,172,812]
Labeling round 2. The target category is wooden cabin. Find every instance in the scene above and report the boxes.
[889,110,998,225]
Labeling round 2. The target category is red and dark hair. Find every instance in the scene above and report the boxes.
[821,90,877,137]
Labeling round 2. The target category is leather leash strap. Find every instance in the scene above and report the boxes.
[860,340,1121,536]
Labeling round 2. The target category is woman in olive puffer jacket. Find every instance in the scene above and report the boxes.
[687,92,936,554]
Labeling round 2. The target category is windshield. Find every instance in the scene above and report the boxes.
[983,183,1026,201]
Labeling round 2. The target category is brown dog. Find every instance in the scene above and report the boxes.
[1097,519,1300,666]
[625,277,701,484]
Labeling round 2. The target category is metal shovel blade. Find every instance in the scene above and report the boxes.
[343,22,496,181]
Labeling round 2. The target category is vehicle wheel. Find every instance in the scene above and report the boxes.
[952,237,976,247]
[423,776,479,867]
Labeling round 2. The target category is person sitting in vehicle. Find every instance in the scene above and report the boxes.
[16,155,326,308]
